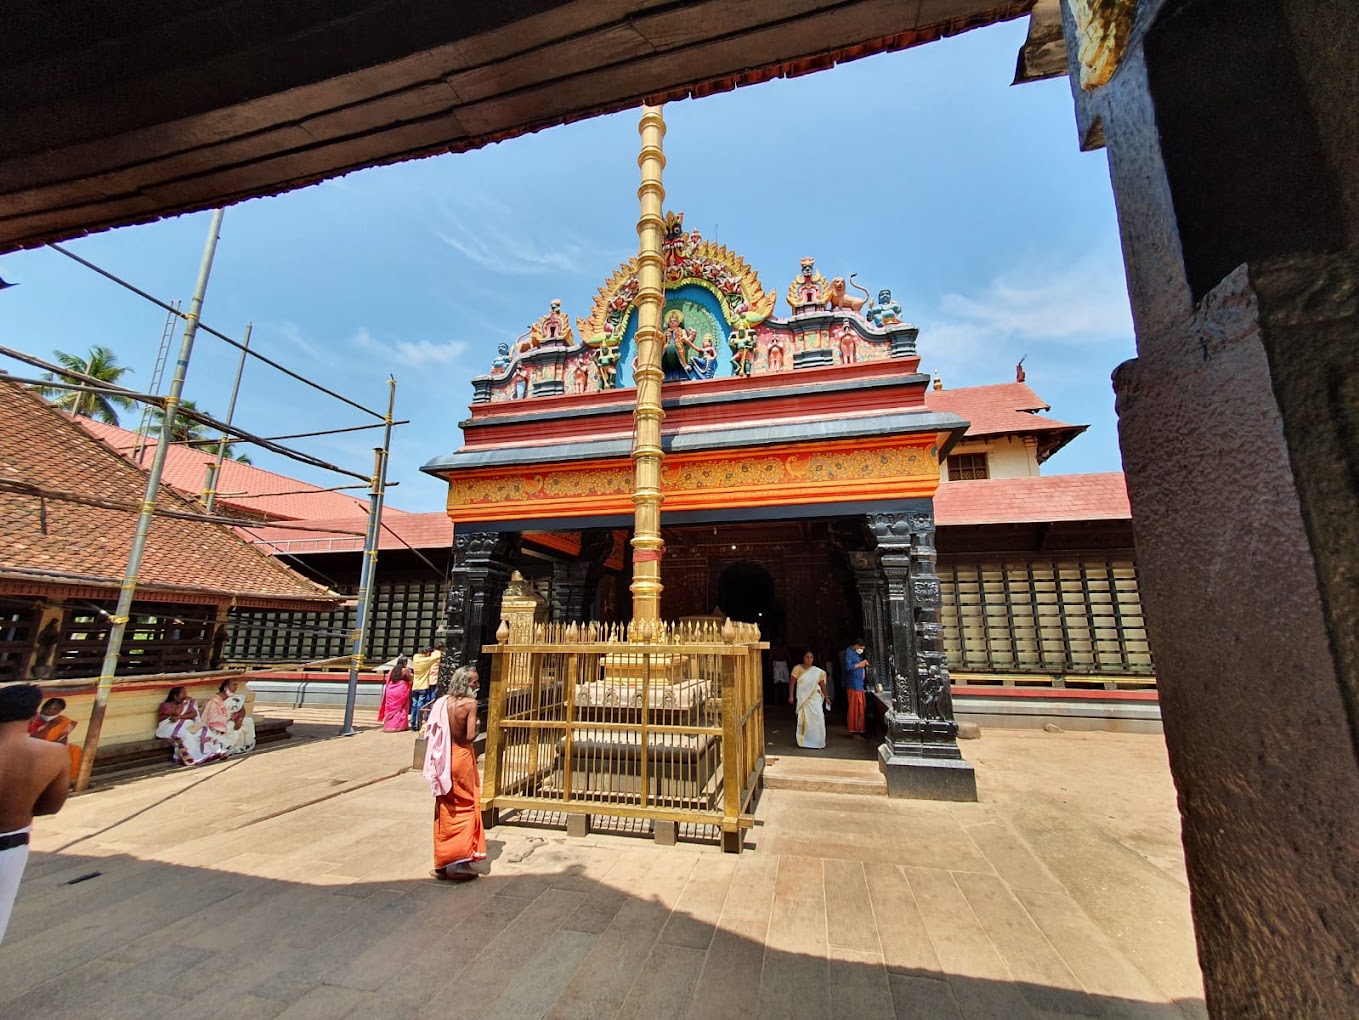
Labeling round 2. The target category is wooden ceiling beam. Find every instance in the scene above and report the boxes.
[0,0,1030,253]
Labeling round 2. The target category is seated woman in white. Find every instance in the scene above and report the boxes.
[201,678,257,755]
[155,687,229,766]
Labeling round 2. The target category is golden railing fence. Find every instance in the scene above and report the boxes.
[480,618,765,853]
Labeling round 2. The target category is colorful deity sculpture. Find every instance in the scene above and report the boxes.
[866,288,904,328]
[787,257,831,314]
[729,327,757,377]
[683,333,718,379]
[837,321,858,364]
[509,361,530,400]
[592,342,620,390]
[571,359,590,394]
[766,331,785,372]
[492,342,512,373]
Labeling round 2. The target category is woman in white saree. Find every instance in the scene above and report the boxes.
[791,650,828,749]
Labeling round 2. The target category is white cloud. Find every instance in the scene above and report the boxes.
[431,195,626,276]
[275,321,322,359]
[353,327,468,367]
[937,256,1133,342]
[917,247,1134,382]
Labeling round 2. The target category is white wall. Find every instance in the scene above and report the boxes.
[945,436,1040,480]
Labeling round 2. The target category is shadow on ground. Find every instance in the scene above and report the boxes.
[2,843,1206,1020]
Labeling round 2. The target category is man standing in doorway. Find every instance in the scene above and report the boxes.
[843,639,870,742]
[0,684,71,942]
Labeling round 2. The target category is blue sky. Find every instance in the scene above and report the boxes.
[0,20,1133,513]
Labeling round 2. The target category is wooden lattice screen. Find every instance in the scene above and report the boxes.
[53,602,215,679]
[225,580,445,666]
[0,600,38,682]
[937,557,1154,681]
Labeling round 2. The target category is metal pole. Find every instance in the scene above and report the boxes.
[75,207,226,791]
[204,322,252,512]
[629,104,667,627]
[340,377,396,735]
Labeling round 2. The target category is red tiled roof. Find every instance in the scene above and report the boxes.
[935,473,1131,526]
[922,382,1081,438]
[72,417,398,522]
[242,512,452,556]
[0,382,340,607]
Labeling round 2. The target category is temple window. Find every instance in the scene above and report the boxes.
[947,452,990,481]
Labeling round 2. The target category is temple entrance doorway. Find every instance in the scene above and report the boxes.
[715,561,779,632]
[658,519,877,761]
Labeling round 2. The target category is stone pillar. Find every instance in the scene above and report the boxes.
[551,529,615,623]
[1061,1,1359,1013]
[441,530,519,688]
[867,509,976,800]
[847,551,889,695]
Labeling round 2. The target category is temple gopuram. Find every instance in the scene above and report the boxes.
[423,210,977,800]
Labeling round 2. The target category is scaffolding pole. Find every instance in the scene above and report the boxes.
[75,207,225,792]
[204,321,252,512]
[340,376,396,736]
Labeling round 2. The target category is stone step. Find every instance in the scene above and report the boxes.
[761,753,889,797]
[763,771,888,797]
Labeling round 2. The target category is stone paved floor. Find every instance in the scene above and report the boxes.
[1,711,1206,1019]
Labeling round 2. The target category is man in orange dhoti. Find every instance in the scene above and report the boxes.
[27,698,81,782]
[843,640,870,742]
[422,665,486,881]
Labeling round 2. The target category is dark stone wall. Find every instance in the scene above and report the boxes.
[1068,1,1359,1013]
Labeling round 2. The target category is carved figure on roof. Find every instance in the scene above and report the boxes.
[766,331,785,373]
[664,308,696,351]
[509,361,530,400]
[788,257,831,313]
[828,275,871,314]
[730,327,756,377]
[682,332,718,380]
[866,289,903,328]
[662,211,690,281]
[591,341,620,390]
[529,298,574,349]
[492,343,512,372]
[578,212,776,343]
[572,359,590,394]
[837,321,858,365]
[662,310,716,381]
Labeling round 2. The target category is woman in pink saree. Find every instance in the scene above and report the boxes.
[376,657,413,732]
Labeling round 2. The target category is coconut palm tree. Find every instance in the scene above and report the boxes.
[33,346,136,425]
[149,397,208,445]
[150,398,253,464]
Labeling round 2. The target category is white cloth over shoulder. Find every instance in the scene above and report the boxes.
[422,695,453,797]
[0,826,33,944]
[795,666,827,749]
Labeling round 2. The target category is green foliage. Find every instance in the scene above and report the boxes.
[32,345,136,425]
[150,398,253,462]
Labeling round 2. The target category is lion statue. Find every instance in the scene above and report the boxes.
[827,274,872,314]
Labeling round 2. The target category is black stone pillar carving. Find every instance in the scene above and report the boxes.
[847,550,889,696]
[550,529,615,623]
[440,530,519,688]
[867,509,975,801]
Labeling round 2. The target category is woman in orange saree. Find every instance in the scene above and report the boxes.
[422,665,486,881]
[27,697,81,781]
